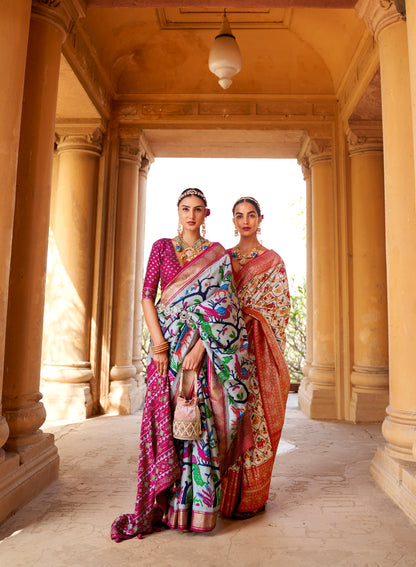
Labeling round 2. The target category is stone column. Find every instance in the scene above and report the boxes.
[41,128,103,420]
[1,0,84,522]
[298,139,337,420]
[357,0,416,524]
[0,0,31,473]
[132,156,150,408]
[298,156,313,379]
[108,138,141,414]
[406,1,416,188]
[347,121,389,423]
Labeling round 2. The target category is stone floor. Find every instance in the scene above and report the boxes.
[1,394,416,567]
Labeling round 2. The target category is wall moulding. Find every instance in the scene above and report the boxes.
[199,102,253,116]
[337,29,380,123]
[156,8,293,30]
[114,96,337,129]
[62,20,112,120]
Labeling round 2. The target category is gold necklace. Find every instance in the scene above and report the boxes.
[175,236,210,264]
[231,244,262,266]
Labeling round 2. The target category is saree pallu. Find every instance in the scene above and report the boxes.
[220,250,291,517]
[111,244,250,541]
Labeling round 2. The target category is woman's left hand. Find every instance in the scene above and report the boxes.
[182,339,205,373]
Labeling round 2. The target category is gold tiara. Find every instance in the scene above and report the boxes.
[177,188,207,206]
[235,196,261,210]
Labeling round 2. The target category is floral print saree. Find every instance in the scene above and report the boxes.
[111,242,250,540]
[220,249,291,517]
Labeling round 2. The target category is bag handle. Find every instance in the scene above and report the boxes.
[179,368,198,399]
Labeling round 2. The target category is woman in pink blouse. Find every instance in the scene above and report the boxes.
[111,188,250,541]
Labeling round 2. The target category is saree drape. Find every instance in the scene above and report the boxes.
[111,244,250,541]
[220,249,291,517]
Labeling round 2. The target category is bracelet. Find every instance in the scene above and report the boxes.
[152,341,169,354]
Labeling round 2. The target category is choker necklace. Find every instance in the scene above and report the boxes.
[231,244,262,266]
[175,236,210,264]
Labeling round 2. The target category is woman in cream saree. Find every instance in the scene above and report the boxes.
[220,196,291,519]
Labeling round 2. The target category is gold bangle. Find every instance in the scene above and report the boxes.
[152,341,169,354]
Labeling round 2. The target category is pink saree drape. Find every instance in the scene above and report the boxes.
[111,243,250,540]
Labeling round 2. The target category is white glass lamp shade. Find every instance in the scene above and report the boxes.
[208,14,242,89]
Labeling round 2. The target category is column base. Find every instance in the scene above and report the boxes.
[0,432,59,524]
[136,371,147,410]
[41,382,93,420]
[108,378,145,415]
[132,356,144,376]
[298,377,337,420]
[0,416,10,461]
[301,359,312,378]
[349,389,388,423]
[350,367,389,423]
[370,446,416,525]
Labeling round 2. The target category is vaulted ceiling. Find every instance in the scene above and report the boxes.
[56,2,379,158]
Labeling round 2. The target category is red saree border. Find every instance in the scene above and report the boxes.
[161,242,225,307]
[247,307,290,455]
[221,308,290,516]
[233,249,283,290]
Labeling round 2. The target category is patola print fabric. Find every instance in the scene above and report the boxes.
[111,242,250,541]
[220,250,291,518]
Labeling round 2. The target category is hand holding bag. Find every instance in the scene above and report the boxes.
[172,369,201,441]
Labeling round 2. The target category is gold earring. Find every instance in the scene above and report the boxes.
[178,223,183,237]
[257,226,261,234]
[234,228,238,237]
[201,222,206,238]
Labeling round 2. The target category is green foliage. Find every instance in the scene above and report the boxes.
[285,279,307,382]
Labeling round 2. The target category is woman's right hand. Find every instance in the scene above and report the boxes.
[153,351,169,377]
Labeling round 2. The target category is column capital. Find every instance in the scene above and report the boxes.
[303,137,332,167]
[56,127,104,155]
[31,0,85,41]
[139,157,151,177]
[356,0,404,40]
[119,138,142,164]
[347,120,383,156]
[297,155,311,180]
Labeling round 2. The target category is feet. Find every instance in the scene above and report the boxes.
[230,504,266,520]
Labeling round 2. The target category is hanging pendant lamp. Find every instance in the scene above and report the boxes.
[208,10,242,90]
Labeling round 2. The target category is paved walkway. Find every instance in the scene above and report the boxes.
[1,394,416,567]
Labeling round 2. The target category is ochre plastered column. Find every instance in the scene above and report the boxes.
[1,0,84,523]
[41,128,103,420]
[132,156,150,408]
[0,0,31,473]
[406,1,416,191]
[298,139,337,420]
[298,156,313,379]
[347,121,388,423]
[357,0,416,524]
[109,138,141,414]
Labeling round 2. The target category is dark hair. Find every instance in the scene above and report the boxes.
[177,188,207,207]
[232,196,261,216]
